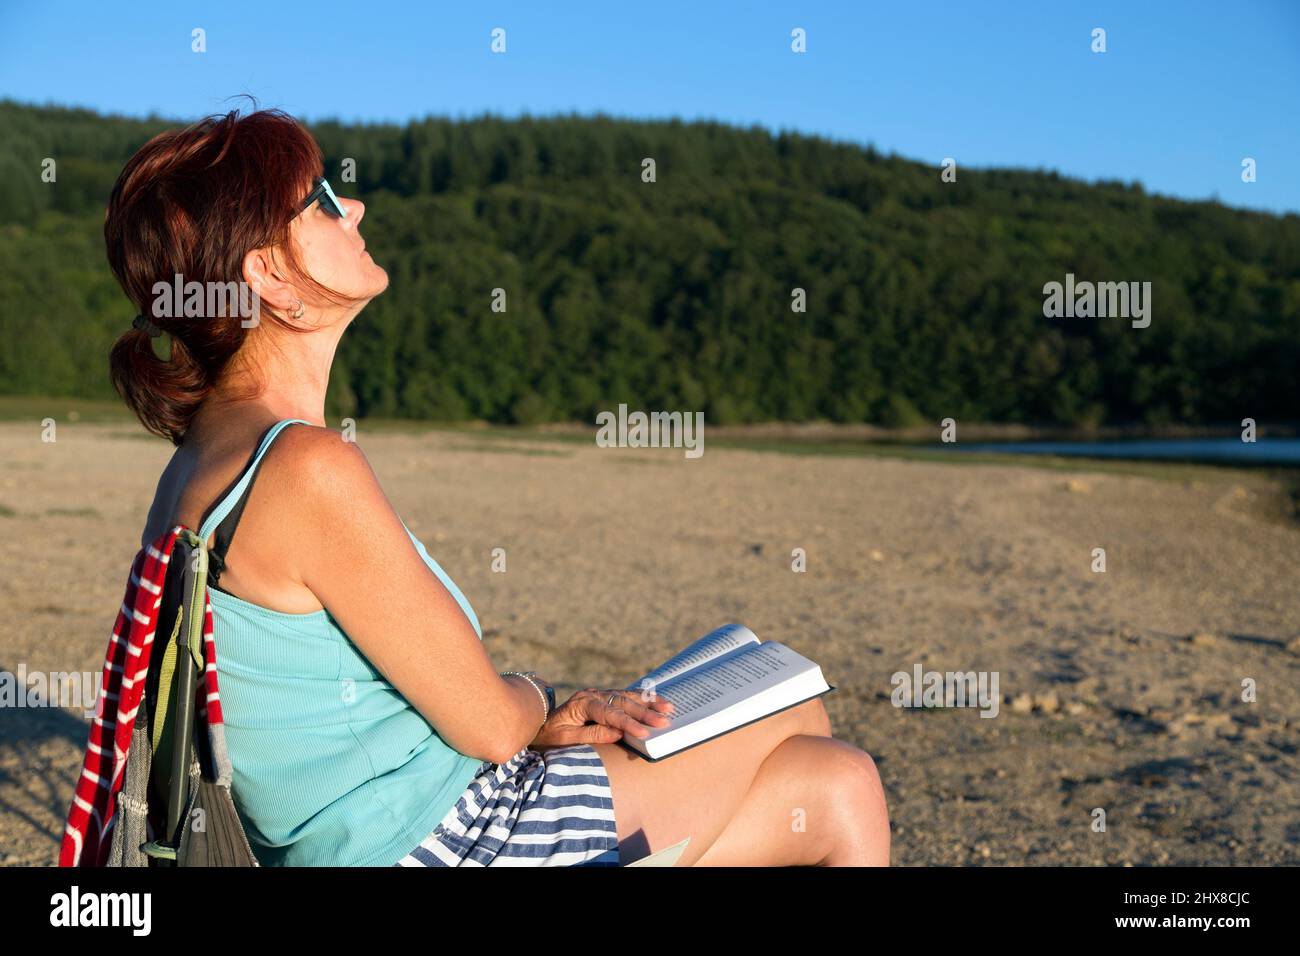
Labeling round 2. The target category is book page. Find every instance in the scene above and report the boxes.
[624,623,759,695]
[641,641,811,724]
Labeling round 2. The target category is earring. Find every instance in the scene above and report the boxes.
[289,298,305,320]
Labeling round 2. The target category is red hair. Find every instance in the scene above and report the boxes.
[106,106,348,445]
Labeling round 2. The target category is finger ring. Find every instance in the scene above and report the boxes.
[606,692,620,707]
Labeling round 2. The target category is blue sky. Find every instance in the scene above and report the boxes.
[1,0,1297,215]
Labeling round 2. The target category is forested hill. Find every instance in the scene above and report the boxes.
[1,99,1296,427]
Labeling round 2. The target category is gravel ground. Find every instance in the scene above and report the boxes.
[1,421,1297,866]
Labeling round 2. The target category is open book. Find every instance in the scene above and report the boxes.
[617,623,835,761]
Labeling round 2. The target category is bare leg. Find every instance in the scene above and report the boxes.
[693,734,890,866]
[589,697,838,866]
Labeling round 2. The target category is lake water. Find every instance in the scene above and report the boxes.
[939,438,1300,466]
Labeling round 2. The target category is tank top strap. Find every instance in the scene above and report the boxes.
[199,418,313,544]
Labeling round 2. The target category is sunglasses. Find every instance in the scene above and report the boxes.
[298,176,348,219]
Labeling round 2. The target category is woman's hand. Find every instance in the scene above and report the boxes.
[529,687,676,750]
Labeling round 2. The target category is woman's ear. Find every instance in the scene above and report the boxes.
[242,245,296,312]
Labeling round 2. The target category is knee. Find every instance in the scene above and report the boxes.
[850,750,886,813]
[827,747,890,863]
[828,746,885,805]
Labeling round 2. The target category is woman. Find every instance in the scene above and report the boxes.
[107,106,890,866]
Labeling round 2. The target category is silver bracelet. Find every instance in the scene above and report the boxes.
[501,671,550,726]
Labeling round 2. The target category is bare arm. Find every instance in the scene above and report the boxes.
[276,426,543,765]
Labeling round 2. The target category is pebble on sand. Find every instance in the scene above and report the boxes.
[1033,692,1060,714]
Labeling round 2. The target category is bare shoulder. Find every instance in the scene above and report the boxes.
[259,423,372,481]
[254,424,392,528]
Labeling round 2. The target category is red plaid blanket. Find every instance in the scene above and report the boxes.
[59,526,225,867]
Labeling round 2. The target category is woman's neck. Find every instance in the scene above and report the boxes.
[199,321,347,431]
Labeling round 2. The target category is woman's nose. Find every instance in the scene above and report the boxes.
[343,196,365,226]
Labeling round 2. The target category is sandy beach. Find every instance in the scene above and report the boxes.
[2,420,1297,866]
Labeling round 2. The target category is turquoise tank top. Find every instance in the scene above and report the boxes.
[200,418,486,866]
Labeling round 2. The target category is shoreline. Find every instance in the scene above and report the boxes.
[0,396,1295,443]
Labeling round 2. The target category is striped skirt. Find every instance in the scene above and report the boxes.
[393,744,621,867]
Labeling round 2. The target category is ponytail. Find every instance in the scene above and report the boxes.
[107,327,214,447]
